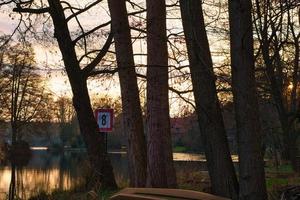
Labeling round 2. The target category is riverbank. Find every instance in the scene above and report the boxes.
[1,148,298,199]
[28,188,118,200]
[27,163,300,200]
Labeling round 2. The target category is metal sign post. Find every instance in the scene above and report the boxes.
[95,108,114,154]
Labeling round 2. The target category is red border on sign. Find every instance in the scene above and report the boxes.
[94,108,114,132]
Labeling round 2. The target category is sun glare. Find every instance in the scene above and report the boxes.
[46,76,72,97]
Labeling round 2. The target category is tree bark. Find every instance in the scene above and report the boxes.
[108,0,147,187]
[228,0,267,199]
[146,0,177,188]
[47,0,117,189]
[179,0,239,198]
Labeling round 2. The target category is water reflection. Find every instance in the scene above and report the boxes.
[0,150,234,199]
[0,150,87,199]
[1,167,82,199]
[173,153,239,162]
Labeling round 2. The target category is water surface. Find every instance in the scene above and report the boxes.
[0,149,225,199]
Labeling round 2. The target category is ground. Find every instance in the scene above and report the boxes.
[27,162,300,200]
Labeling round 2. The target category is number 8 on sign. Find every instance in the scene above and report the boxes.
[99,112,110,128]
[101,114,107,126]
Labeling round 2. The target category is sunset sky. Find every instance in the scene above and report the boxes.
[0,2,122,97]
[0,1,229,116]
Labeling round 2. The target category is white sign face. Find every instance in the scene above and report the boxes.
[95,108,113,132]
[98,112,111,129]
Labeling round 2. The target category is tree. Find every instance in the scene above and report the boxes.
[12,0,117,189]
[253,0,300,168]
[108,0,147,187]
[180,0,238,198]
[0,37,8,97]
[55,96,75,124]
[92,95,122,115]
[0,43,48,146]
[228,0,267,199]
[146,0,177,188]
[55,96,76,147]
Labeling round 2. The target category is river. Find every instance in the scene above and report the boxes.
[0,148,238,199]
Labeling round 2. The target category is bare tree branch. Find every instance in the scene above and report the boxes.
[13,7,50,14]
[72,20,111,45]
[82,31,114,77]
[0,0,14,6]
[169,87,196,109]
[61,1,88,54]
[0,14,23,48]
[65,0,102,22]
[88,68,118,77]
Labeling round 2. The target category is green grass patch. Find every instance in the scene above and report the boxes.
[265,164,294,173]
[266,176,300,190]
[266,176,300,200]
[266,178,289,189]
[173,146,187,152]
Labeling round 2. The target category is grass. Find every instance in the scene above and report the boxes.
[265,163,294,173]
[266,176,300,200]
[27,163,300,200]
[265,163,298,189]
[266,177,290,188]
[265,163,300,199]
[28,188,119,200]
[173,146,187,153]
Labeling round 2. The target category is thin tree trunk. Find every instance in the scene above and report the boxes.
[9,164,16,200]
[11,122,17,147]
[180,0,239,198]
[108,0,147,187]
[146,0,177,188]
[228,0,267,199]
[47,0,117,189]
[11,66,17,147]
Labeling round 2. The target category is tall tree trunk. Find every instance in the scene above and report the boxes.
[108,0,147,187]
[228,0,267,199]
[47,0,117,189]
[180,0,239,198]
[146,0,177,188]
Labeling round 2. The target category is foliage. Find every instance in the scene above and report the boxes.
[0,42,51,143]
[92,95,122,116]
[55,97,75,124]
